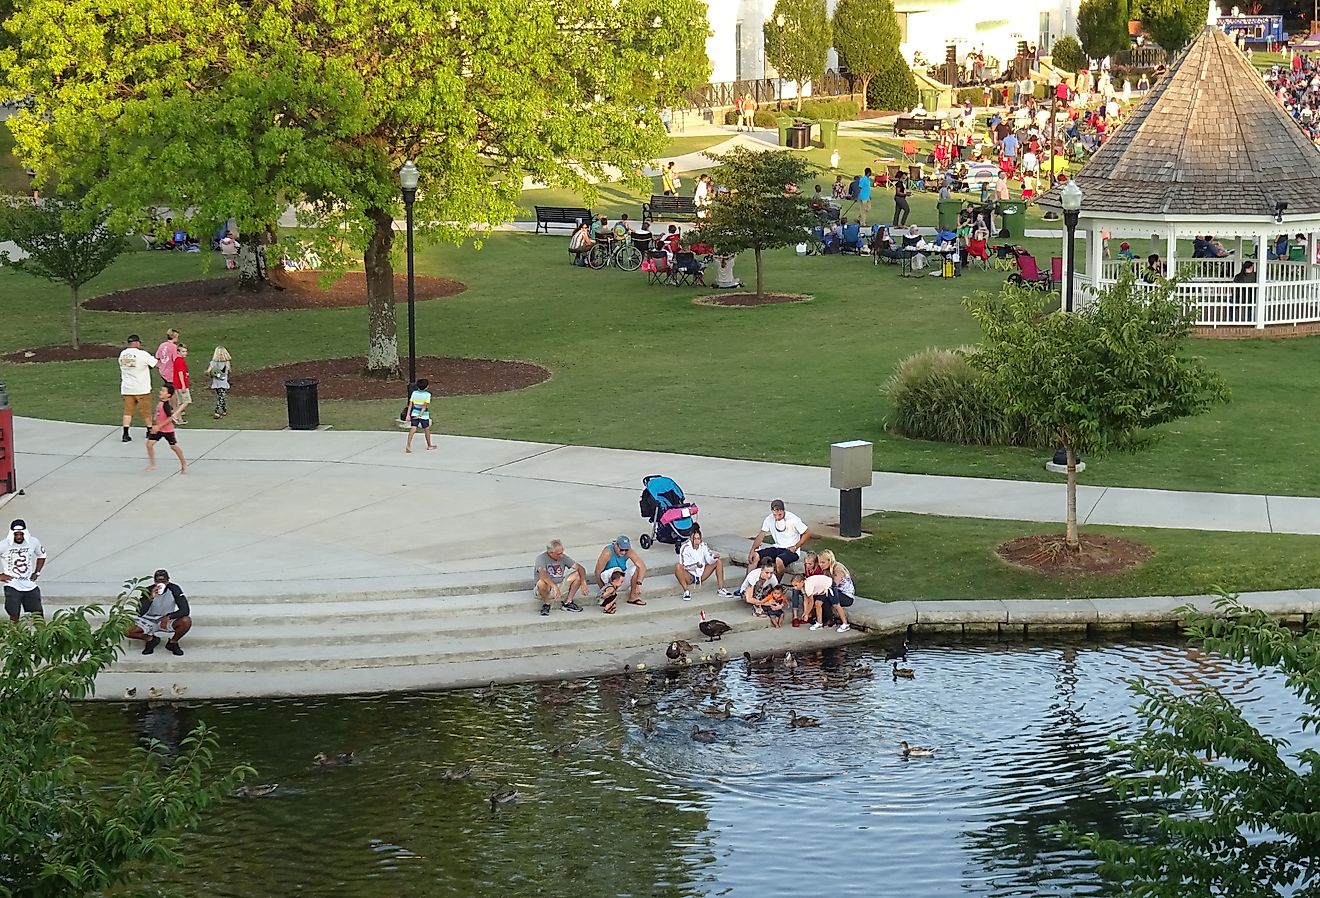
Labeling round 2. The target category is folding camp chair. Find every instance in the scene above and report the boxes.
[901,140,918,164]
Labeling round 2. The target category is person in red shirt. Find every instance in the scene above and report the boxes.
[172,344,192,425]
[146,385,187,474]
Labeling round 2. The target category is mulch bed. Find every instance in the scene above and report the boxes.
[240,356,550,400]
[1,344,124,364]
[84,272,466,313]
[693,292,812,308]
[996,534,1154,576]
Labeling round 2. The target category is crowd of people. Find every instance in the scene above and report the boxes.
[1265,54,1320,143]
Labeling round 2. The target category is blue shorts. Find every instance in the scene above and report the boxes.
[756,546,799,567]
[410,417,431,429]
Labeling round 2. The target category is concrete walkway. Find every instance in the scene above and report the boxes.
[7,416,1318,699]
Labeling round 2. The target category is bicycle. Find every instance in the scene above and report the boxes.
[587,234,643,272]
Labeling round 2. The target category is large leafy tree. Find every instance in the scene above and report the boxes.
[1,0,710,377]
[1135,0,1205,52]
[1078,0,1133,61]
[1067,594,1320,896]
[765,0,833,111]
[690,147,817,299]
[1050,35,1089,74]
[0,199,124,349]
[0,586,251,898]
[833,0,903,110]
[965,275,1229,549]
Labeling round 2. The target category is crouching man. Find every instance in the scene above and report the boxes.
[126,568,192,656]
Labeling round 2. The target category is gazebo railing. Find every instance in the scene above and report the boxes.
[1076,269,1320,329]
[1263,280,1320,325]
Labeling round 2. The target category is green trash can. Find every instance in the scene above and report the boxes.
[937,199,962,231]
[818,119,838,149]
[919,88,940,113]
[777,118,792,147]
[999,202,1025,239]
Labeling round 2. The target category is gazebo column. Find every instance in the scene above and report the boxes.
[1165,229,1177,278]
[1087,223,1104,297]
[1255,232,1269,329]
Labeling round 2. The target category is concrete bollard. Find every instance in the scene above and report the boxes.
[830,440,873,538]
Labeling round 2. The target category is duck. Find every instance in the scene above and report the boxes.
[691,725,718,743]
[847,663,875,679]
[899,741,935,758]
[542,690,576,706]
[489,788,519,808]
[551,739,582,756]
[692,682,721,698]
[123,687,137,699]
[472,681,499,703]
[666,640,695,661]
[742,651,774,668]
[171,683,188,698]
[885,639,910,662]
[147,687,164,700]
[233,783,280,799]
[892,661,915,680]
[823,672,852,688]
[788,710,821,728]
[630,694,658,709]
[313,751,356,767]
[698,610,731,642]
[557,679,590,691]
[701,699,734,720]
[782,652,798,672]
[441,765,474,781]
[742,703,768,723]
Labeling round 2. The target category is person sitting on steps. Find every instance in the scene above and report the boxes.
[125,569,193,656]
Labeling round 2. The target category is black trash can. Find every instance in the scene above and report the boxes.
[788,122,812,149]
[285,378,319,430]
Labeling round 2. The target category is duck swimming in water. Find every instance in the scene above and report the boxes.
[691,725,717,743]
[788,710,821,728]
[313,752,356,767]
[892,662,915,679]
[899,741,935,758]
[233,783,279,799]
[701,699,734,720]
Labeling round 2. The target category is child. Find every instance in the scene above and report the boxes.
[404,378,435,453]
[598,568,625,614]
[145,385,187,474]
[172,344,192,425]
[206,346,231,419]
[762,585,787,629]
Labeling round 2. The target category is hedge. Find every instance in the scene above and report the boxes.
[867,60,919,112]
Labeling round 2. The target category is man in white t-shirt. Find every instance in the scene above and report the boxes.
[747,499,811,576]
[118,334,158,442]
[1,519,47,622]
[673,529,736,601]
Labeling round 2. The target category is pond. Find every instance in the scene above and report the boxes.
[82,636,1311,897]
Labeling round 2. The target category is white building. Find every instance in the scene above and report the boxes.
[702,0,1080,84]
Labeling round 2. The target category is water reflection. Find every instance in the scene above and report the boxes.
[77,636,1313,898]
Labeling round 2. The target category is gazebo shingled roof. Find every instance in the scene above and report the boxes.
[1042,26,1320,217]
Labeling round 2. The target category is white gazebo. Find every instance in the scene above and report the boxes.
[1041,25,1320,335]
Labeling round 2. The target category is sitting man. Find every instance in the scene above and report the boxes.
[125,568,192,656]
[1204,235,1230,258]
[594,535,648,606]
[590,214,611,240]
[747,499,810,577]
[674,527,737,600]
[533,538,588,616]
[1143,253,1165,282]
[737,559,780,617]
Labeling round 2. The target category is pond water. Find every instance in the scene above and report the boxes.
[82,636,1312,897]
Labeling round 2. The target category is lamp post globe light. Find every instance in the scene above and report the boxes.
[399,160,420,391]
[1060,179,1083,314]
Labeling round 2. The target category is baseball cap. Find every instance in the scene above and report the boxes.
[615,535,631,550]
[770,499,785,511]
[127,334,141,343]
[9,519,25,532]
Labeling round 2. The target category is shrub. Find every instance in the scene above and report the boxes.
[724,109,739,125]
[1050,35,1087,74]
[753,109,781,128]
[867,59,919,112]
[799,98,859,120]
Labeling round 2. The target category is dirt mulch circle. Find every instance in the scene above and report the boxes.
[84,272,466,313]
[1,344,124,364]
[241,356,550,400]
[693,292,813,308]
[996,534,1154,577]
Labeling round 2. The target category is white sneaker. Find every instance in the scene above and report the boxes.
[717,588,736,598]
[837,623,851,633]
[682,590,691,601]
[809,622,824,631]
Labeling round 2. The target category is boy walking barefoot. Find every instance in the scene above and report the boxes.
[145,385,187,474]
[172,344,192,425]
[404,378,436,453]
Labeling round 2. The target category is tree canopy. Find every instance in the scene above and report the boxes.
[1078,0,1133,61]
[764,0,833,110]
[1135,0,1206,52]
[1050,36,1089,74]
[1,0,711,375]
[832,0,903,110]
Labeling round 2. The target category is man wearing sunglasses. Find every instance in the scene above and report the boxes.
[747,499,811,578]
[125,569,193,656]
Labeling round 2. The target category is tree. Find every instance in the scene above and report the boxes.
[866,58,920,112]
[1050,35,1089,74]
[0,200,124,349]
[0,583,251,898]
[690,147,817,299]
[1066,593,1320,896]
[1078,0,1132,61]
[1135,0,1205,52]
[2,0,711,377]
[833,0,903,111]
[965,275,1229,549]
[765,0,833,111]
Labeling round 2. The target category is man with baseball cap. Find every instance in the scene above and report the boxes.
[118,334,158,442]
[593,535,648,606]
[125,569,192,656]
[1,519,47,622]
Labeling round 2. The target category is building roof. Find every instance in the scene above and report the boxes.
[1042,26,1320,218]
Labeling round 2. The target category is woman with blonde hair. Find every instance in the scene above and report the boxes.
[206,346,232,419]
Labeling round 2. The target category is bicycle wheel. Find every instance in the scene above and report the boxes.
[587,244,608,270]
[616,245,643,272]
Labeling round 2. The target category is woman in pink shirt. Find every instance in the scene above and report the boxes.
[145,385,187,474]
[155,328,180,388]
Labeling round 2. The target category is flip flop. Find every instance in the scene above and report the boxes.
[627,598,647,606]
[603,606,616,614]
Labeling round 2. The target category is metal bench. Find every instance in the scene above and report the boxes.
[892,116,940,137]
[642,194,699,221]
[533,205,592,235]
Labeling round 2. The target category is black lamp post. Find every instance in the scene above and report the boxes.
[399,160,420,389]
[1060,180,1083,313]
[773,14,786,110]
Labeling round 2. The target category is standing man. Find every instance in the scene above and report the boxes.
[155,328,180,388]
[674,528,737,601]
[1,519,46,623]
[661,161,679,196]
[118,334,158,442]
[533,539,588,616]
[594,535,648,606]
[856,167,873,228]
[125,569,192,656]
[747,499,811,577]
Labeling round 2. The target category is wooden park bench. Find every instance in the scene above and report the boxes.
[642,194,699,222]
[892,116,940,137]
[534,205,592,234]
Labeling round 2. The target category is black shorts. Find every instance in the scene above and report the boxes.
[146,431,177,445]
[409,417,431,429]
[765,607,785,619]
[4,585,42,617]
[755,547,799,567]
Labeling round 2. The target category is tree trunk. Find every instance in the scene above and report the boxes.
[237,229,277,291]
[1065,444,1080,550]
[70,284,80,350]
[363,207,401,378]
[754,248,764,298]
[795,89,802,111]
[859,75,871,110]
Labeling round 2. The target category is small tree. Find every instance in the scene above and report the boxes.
[690,147,818,299]
[1050,35,1089,74]
[765,0,833,111]
[1078,0,1132,61]
[1135,0,1205,52]
[1,583,252,898]
[867,57,920,112]
[1066,593,1320,895]
[965,275,1229,550]
[833,0,903,111]
[0,199,123,350]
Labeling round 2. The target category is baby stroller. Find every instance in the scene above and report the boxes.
[638,474,699,552]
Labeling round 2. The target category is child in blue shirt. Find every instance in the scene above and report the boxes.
[404,378,436,454]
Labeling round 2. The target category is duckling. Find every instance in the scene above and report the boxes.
[489,788,519,809]
[742,703,768,723]
[313,751,356,767]
[782,652,798,672]
[892,661,915,680]
[701,699,734,720]
[899,741,935,758]
[171,683,188,698]
[147,686,164,700]
[441,765,474,781]
[847,663,875,679]
[472,680,499,703]
[788,710,821,728]
[123,687,137,699]
[885,639,910,662]
[233,783,279,799]
[690,725,717,744]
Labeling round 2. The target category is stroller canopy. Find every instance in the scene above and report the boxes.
[643,475,685,510]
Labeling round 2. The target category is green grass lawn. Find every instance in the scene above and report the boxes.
[819,512,1320,601]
